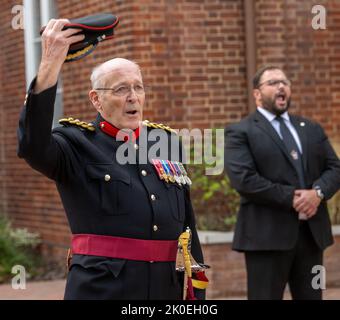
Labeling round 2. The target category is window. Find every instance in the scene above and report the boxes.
[24,0,63,127]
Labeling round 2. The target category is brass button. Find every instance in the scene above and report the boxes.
[153,225,158,232]
[141,170,147,176]
[104,174,111,182]
[150,194,156,201]
[134,144,139,150]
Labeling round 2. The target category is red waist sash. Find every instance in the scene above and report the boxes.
[71,234,178,262]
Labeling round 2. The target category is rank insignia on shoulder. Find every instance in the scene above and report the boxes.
[59,117,95,132]
[151,159,192,186]
[142,120,177,134]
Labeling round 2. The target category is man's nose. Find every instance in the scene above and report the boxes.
[127,88,138,101]
[278,81,285,89]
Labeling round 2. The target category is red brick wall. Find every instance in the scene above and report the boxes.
[255,0,340,136]
[1,1,55,240]
[59,0,247,128]
[0,4,5,219]
[1,0,340,263]
[203,243,247,298]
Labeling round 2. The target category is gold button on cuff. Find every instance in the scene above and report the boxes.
[141,170,147,176]
[104,174,111,182]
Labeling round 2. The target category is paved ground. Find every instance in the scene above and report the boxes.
[217,288,340,300]
[0,279,340,300]
[0,280,66,300]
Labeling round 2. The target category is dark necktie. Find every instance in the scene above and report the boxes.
[276,116,306,188]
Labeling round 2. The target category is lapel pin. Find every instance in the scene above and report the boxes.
[290,150,299,160]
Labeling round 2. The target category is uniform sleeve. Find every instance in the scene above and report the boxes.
[17,78,75,182]
[312,123,340,200]
[224,124,295,210]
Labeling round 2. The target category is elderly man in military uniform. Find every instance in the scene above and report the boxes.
[17,18,205,300]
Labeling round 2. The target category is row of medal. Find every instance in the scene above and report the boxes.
[151,159,192,186]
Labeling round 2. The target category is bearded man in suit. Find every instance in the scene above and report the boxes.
[224,66,340,300]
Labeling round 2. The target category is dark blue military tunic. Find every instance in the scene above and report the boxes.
[17,79,205,300]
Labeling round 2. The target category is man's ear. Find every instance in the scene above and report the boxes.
[253,88,261,104]
[89,90,102,112]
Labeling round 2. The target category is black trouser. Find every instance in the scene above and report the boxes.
[245,223,323,300]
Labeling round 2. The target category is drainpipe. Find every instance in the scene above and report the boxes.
[244,0,257,112]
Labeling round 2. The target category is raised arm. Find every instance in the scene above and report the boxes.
[17,19,84,180]
[34,19,84,93]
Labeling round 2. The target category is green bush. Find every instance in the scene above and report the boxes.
[0,215,41,283]
[184,129,240,231]
[189,165,239,231]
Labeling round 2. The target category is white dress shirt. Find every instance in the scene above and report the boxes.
[257,106,303,154]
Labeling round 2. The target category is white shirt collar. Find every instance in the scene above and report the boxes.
[257,106,290,123]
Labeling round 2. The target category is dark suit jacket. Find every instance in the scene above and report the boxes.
[224,110,340,251]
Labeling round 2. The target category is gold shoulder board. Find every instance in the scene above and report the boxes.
[58,117,95,132]
[142,120,177,134]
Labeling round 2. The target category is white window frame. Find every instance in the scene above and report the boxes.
[24,0,63,127]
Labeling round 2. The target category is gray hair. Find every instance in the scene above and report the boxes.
[90,58,142,89]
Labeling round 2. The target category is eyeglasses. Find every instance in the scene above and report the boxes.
[95,84,146,96]
[258,79,291,88]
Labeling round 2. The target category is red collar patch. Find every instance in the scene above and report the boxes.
[99,121,141,142]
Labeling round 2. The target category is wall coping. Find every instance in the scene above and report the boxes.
[198,225,340,245]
